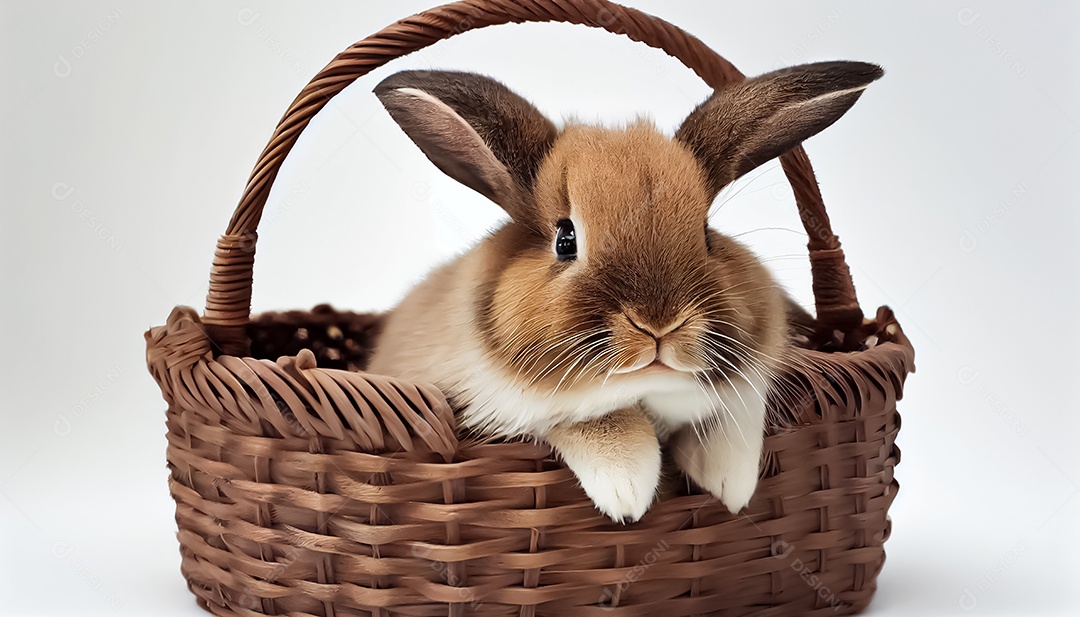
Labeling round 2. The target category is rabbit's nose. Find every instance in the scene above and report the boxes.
[626,314,687,342]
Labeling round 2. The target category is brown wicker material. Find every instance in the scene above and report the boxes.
[144,2,916,615]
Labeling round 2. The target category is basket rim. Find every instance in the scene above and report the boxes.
[146,303,914,451]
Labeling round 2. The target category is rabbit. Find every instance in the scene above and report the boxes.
[366,61,882,522]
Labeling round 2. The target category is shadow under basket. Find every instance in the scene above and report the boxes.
[144,1,916,615]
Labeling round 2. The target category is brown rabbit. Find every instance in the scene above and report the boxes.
[367,62,882,522]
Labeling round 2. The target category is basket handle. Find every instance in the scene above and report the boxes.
[203,0,863,356]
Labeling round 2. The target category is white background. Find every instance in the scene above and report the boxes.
[2,1,1078,615]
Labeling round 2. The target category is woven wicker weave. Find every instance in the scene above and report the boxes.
[145,2,915,615]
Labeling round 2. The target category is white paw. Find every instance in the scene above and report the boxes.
[708,451,759,513]
[673,430,761,514]
[576,449,661,523]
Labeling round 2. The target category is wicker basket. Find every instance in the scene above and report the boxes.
[145,1,916,615]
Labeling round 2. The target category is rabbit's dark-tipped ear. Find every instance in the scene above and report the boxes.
[375,70,557,227]
[676,61,883,199]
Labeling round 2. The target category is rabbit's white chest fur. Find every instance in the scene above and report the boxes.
[451,345,769,441]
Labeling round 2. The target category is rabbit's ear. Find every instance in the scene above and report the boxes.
[375,71,557,228]
[676,61,883,199]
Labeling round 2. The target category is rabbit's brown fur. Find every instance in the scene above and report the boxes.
[368,62,882,522]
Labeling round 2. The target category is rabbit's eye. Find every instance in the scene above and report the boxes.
[555,219,577,262]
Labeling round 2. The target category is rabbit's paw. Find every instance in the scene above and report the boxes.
[674,430,761,514]
[576,448,661,523]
